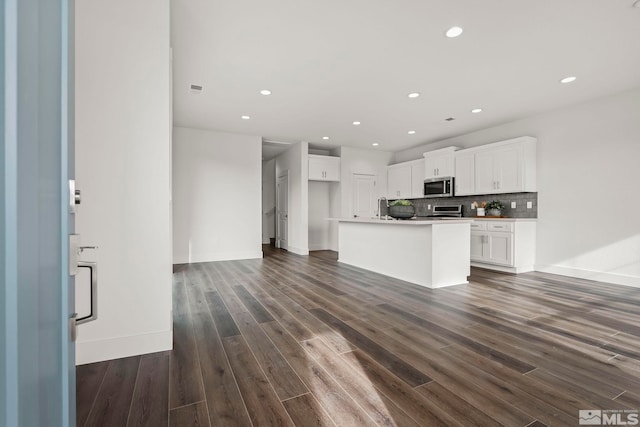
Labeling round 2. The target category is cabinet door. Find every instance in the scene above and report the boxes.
[309,156,340,181]
[487,232,513,266]
[454,153,475,196]
[470,231,488,261]
[495,146,522,192]
[474,150,496,194]
[323,157,341,181]
[424,153,453,179]
[410,161,425,198]
[308,156,324,180]
[387,165,411,198]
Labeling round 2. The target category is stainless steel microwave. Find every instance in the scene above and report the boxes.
[424,177,454,198]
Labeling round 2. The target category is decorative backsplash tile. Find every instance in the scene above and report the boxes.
[409,192,538,218]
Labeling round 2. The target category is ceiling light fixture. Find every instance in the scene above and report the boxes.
[471,108,483,113]
[560,76,577,84]
[445,26,463,38]
[408,92,420,98]
[372,143,379,146]
[322,136,329,140]
[241,115,251,120]
[352,121,361,126]
[260,89,272,95]
[408,130,416,135]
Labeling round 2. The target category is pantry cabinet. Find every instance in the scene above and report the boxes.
[309,154,340,181]
[470,219,536,273]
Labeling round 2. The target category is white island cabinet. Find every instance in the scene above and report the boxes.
[333,218,472,288]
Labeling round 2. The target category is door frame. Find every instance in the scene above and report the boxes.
[276,170,289,249]
[2,0,75,425]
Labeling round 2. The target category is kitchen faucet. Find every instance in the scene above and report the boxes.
[377,197,388,220]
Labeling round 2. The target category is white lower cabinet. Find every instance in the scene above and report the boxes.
[470,220,536,273]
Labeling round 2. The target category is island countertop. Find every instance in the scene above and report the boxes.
[330,217,474,225]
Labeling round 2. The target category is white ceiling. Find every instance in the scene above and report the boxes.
[171,0,640,158]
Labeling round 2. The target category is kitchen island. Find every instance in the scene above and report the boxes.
[333,217,473,288]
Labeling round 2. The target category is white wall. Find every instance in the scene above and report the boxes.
[275,142,309,255]
[172,127,262,263]
[75,0,172,364]
[308,182,332,250]
[395,88,640,287]
[262,159,276,244]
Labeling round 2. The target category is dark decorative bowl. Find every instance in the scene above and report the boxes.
[388,205,415,219]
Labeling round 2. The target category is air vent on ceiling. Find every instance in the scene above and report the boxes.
[189,84,203,94]
[445,117,456,121]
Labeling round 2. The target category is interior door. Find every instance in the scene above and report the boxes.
[1,0,76,425]
[352,173,376,218]
[276,172,289,250]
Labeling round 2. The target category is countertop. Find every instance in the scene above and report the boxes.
[469,217,537,222]
[330,217,474,225]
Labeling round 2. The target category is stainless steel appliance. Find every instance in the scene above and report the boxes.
[427,205,463,218]
[424,176,454,198]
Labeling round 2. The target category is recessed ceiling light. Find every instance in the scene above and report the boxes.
[260,89,272,95]
[372,143,379,146]
[322,136,329,140]
[408,92,420,98]
[241,115,251,120]
[408,130,416,135]
[352,121,361,126]
[560,76,577,84]
[445,26,463,38]
[471,108,483,113]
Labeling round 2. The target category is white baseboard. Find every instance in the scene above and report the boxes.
[287,245,309,256]
[76,329,172,365]
[308,243,330,251]
[173,250,263,264]
[535,264,640,288]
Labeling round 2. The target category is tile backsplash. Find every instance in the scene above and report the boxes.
[408,192,538,218]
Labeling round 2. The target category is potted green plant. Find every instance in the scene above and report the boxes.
[388,199,414,219]
[485,200,505,217]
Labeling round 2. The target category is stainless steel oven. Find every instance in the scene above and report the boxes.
[424,177,454,198]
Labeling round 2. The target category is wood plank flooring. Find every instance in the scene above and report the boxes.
[77,245,640,426]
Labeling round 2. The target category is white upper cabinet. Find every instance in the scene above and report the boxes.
[309,154,340,181]
[387,163,412,199]
[423,147,459,179]
[454,151,475,196]
[410,159,425,198]
[387,159,424,199]
[455,136,536,196]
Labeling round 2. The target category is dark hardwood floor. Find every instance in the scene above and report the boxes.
[77,245,640,426]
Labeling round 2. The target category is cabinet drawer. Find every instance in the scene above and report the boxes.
[470,221,487,231]
[487,222,513,232]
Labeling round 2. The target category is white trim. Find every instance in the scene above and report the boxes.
[308,243,330,251]
[471,262,535,274]
[535,264,640,288]
[76,330,172,365]
[286,245,309,256]
[173,250,263,264]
